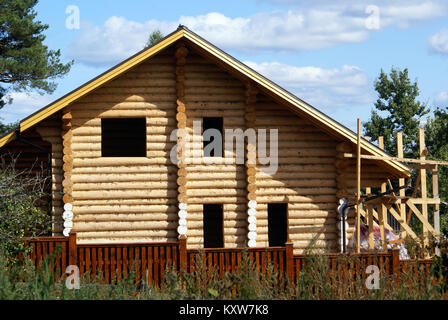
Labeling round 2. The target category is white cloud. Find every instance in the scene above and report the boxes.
[429,29,448,55]
[0,92,53,124]
[67,1,447,67]
[434,91,448,106]
[66,17,178,66]
[260,0,448,27]
[244,61,373,108]
[67,12,369,66]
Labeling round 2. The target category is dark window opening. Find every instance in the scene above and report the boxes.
[203,204,224,248]
[203,117,223,157]
[268,203,287,247]
[101,118,146,157]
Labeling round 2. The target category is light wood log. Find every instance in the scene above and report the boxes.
[76,230,178,238]
[72,189,178,200]
[73,198,177,206]
[75,213,179,222]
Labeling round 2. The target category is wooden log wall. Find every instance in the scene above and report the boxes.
[254,95,339,254]
[35,113,64,234]
[184,50,247,248]
[68,47,179,244]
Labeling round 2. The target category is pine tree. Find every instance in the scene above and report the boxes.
[0,0,73,110]
[363,67,429,158]
[145,30,164,48]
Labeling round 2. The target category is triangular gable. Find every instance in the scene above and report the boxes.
[0,26,411,177]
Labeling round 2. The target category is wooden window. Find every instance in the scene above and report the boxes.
[268,203,288,247]
[101,118,146,157]
[203,204,224,248]
[203,117,223,157]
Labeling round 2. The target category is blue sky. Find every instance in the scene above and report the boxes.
[1,0,448,131]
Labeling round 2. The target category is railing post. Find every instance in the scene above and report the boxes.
[179,235,187,273]
[389,248,400,284]
[285,242,294,282]
[68,233,77,266]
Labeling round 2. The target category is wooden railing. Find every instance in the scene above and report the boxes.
[186,244,290,279]
[77,241,179,285]
[292,251,398,283]
[25,236,70,273]
[23,234,434,288]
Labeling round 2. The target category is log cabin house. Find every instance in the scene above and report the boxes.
[0,26,411,254]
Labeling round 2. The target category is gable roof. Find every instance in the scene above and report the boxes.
[0,26,411,177]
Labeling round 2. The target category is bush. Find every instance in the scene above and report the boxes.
[0,156,51,263]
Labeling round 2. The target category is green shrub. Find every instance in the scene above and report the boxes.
[0,156,51,263]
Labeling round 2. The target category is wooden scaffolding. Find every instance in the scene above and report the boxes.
[350,120,445,255]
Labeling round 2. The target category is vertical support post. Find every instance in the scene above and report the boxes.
[68,232,77,266]
[433,165,441,256]
[356,119,361,254]
[390,248,400,284]
[285,242,294,283]
[366,193,374,250]
[62,109,74,237]
[179,235,187,272]
[245,82,258,248]
[175,43,189,241]
[378,137,387,251]
[419,129,428,247]
[396,132,407,238]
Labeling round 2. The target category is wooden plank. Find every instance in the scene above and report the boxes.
[36,242,42,266]
[85,247,91,282]
[166,245,172,271]
[141,246,147,284]
[111,247,117,283]
[122,247,128,280]
[79,247,85,275]
[116,247,122,282]
[407,174,421,225]
[104,248,110,284]
[386,205,418,239]
[343,153,448,166]
[366,200,374,250]
[356,119,361,254]
[433,166,441,256]
[91,247,97,280]
[129,245,135,277]
[406,200,438,236]
[135,247,141,283]
[61,241,67,272]
[396,132,407,238]
[147,247,153,286]
[419,129,428,247]
[219,251,224,277]
[159,246,165,284]
[154,246,160,288]
[378,137,387,251]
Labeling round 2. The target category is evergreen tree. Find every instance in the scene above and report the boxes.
[363,67,429,157]
[0,0,73,110]
[145,30,164,48]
